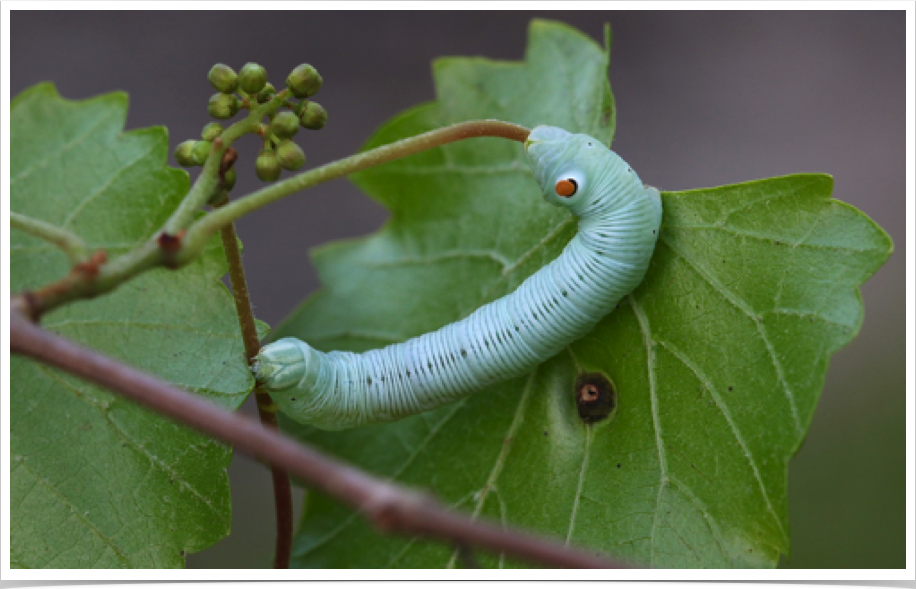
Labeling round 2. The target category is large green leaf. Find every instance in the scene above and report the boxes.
[10,83,259,568]
[274,21,892,568]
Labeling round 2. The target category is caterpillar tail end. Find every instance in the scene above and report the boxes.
[253,337,309,391]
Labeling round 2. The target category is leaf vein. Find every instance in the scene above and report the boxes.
[14,460,132,567]
[766,308,855,328]
[469,217,575,313]
[469,371,536,518]
[37,365,230,527]
[61,141,157,229]
[656,339,787,541]
[446,374,534,569]
[659,235,804,434]
[630,294,669,568]
[12,109,117,187]
[45,319,242,340]
[296,400,467,557]
[668,474,730,564]
[565,425,593,546]
[666,224,882,253]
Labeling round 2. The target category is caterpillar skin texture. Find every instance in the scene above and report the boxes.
[255,125,663,430]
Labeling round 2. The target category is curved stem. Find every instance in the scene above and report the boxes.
[17,119,529,319]
[214,204,293,569]
[11,211,91,264]
[178,120,530,263]
[10,310,633,569]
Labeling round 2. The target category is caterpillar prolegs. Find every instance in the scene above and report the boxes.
[254,125,663,430]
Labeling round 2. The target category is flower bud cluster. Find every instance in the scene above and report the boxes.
[173,61,330,187]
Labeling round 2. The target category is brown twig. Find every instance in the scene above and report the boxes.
[214,198,293,569]
[10,310,634,569]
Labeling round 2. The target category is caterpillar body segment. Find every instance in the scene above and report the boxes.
[255,125,663,429]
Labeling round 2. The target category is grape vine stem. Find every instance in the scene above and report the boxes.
[15,119,530,319]
[214,195,293,569]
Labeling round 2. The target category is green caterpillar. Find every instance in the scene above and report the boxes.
[255,125,663,430]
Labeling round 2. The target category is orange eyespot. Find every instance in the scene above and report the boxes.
[555,178,578,198]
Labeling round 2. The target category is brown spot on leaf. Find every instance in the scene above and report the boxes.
[575,372,616,424]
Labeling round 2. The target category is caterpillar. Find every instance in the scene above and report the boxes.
[254,125,663,430]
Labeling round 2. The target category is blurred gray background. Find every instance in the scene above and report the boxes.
[10,11,905,569]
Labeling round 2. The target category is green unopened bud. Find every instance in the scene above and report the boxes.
[201,122,224,141]
[208,63,238,93]
[276,140,306,171]
[286,64,322,98]
[257,82,277,104]
[269,111,300,139]
[191,140,212,166]
[255,149,282,182]
[174,140,198,167]
[299,102,328,130]
[208,93,241,120]
[223,167,237,191]
[239,62,268,94]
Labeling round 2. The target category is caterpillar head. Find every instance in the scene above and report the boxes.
[254,337,312,391]
[525,125,621,215]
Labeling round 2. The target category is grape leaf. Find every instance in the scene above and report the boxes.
[10,83,261,568]
[273,20,892,568]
